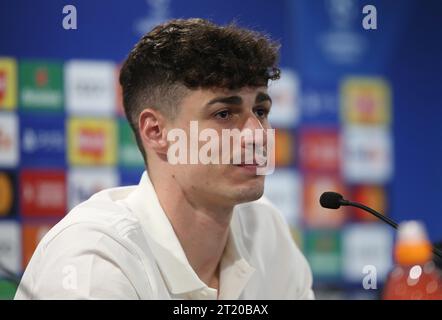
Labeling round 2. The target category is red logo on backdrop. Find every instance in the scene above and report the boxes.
[299,128,340,173]
[35,68,49,87]
[358,93,376,116]
[0,127,12,149]
[303,174,348,228]
[22,223,53,268]
[352,185,387,222]
[20,170,66,218]
[78,127,105,158]
[0,70,6,101]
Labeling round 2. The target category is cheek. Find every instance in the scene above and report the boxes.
[192,165,232,188]
[181,165,226,191]
[183,163,220,179]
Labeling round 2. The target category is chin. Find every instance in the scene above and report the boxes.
[231,182,265,204]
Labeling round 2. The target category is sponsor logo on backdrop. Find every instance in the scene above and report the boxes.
[0,171,16,218]
[268,69,300,128]
[0,113,19,167]
[342,224,393,282]
[341,77,391,125]
[342,125,393,183]
[20,170,66,218]
[275,129,295,167]
[303,174,348,228]
[68,118,117,166]
[68,168,119,210]
[304,229,342,278]
[20,115,65,166]
[19,60,63,110]
[65,60,116,116]
[0,58,17,110]
[264,169,301,227]
[321,0,368,65]
[118,119,145,168]
[134,0,171,36]
[0,221,21,276]
[22,223,52,268]
[300,84,339,124]
[299,127,340,173]
[352,185,387,222]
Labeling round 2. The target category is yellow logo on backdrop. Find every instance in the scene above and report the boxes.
[341,77,391,125]
[0,173,13,216]
[0,58,17,110]
[275,130,294,167]
[68,118,117,165]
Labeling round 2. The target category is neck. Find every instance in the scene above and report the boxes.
[148,169,233,289]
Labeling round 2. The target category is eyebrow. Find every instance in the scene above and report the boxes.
[205,95,243,107]
[255,92,272,105]
[204,91,272,108]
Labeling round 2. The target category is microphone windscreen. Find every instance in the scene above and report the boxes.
[320,192,344,209]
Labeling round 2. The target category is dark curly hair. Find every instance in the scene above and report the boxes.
[119,18,281,162]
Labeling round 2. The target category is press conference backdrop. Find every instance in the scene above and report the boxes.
[0,0,441,300]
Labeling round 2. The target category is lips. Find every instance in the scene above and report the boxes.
[230,155,267,166]
[234,162,267,171]
[235,162,262,167]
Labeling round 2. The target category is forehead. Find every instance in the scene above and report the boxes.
[181,86,269,106]
[208,86,269,96]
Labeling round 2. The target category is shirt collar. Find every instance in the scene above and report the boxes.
[218,226,256,299]
[126,171,255,298]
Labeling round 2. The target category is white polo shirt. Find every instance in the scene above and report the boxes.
[15,171,314,300]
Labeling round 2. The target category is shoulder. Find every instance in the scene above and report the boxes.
[40,185,142,251]
[17,186,153,299]
[29,184,149,272]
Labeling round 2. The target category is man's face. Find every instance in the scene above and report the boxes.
[164,86,273,208]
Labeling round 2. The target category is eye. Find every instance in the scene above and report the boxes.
[214,110,232,120]
[254,107,269,119]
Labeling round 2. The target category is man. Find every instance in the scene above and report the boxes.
[15,18,314,299]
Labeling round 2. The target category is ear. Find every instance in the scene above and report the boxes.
[138,108,169,156]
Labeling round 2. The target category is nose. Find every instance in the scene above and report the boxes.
[241,113,267,149]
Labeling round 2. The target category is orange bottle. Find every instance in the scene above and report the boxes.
[383,221,442,300]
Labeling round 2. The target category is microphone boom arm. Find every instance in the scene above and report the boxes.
[344,200,398,229]
[342,200,442,260]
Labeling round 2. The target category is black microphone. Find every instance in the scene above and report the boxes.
[319,191,442,259]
